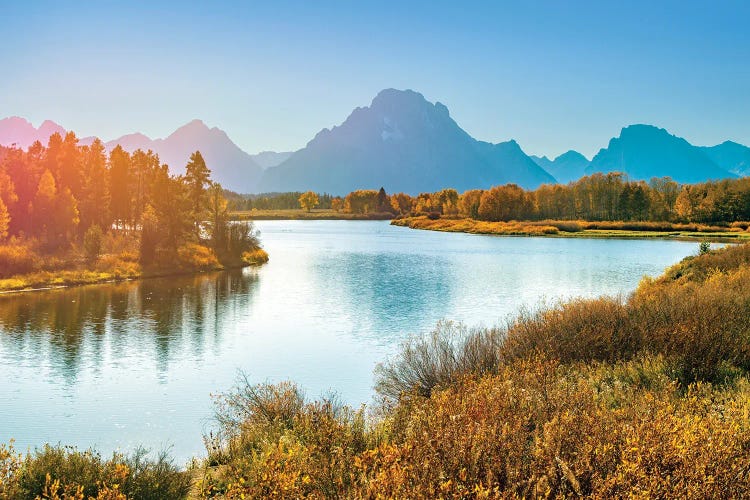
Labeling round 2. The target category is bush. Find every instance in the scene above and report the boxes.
[83,225,103,262]
[241,248,269,265]
[7,444,190,499]
[176,243,220,271]
[375,321,503,404]
[0,242,41,277]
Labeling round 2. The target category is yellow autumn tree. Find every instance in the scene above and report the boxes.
[0,198,9,240]
[298,191,319,212]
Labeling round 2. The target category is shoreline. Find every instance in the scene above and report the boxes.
[391,216,750,243]
[0,259,268,296]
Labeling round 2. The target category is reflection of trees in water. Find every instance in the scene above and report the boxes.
[312,252,454,343]
[0,269,258,383]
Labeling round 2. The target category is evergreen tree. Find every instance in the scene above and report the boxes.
[185,151,211,237]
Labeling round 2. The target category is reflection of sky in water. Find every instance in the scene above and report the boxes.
[0,220,699,463]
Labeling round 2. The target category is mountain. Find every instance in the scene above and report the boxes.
[0,117,65,149]
[256,89,556,194]
[250,151,294,169]
[700,141,750,177]
[531,150,589,184]
[586,124,734,184]
[105,120,263,191]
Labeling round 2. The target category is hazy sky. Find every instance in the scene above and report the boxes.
[3,1,749,158]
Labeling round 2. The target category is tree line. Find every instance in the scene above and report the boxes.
[300,173,750,224]
[0,132,260,267]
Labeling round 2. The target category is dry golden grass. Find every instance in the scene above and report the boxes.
[393,216,750,241]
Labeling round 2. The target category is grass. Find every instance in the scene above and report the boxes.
[392,215,750,242]
[230,208,394,220]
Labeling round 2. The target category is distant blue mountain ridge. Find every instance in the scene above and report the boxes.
[1,90,748,194]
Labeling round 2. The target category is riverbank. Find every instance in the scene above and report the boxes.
[230,208,394,220]
[392,215,750,242]
[0,248,269,294]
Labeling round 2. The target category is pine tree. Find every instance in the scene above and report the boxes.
[185,151,211,237]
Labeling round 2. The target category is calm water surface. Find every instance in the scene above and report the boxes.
[0,220,700,462]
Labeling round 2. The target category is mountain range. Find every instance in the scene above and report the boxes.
[1,89,749,193]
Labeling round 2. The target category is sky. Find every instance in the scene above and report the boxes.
[2,0,749,159]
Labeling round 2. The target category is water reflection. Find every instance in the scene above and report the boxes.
[0,270,258,385]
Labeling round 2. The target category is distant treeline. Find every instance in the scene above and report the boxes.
[226,191,335,211]
[235,173,750,224]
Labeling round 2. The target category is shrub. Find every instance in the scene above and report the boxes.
[375,321,503,404]
[202,377,368,498]
[9,444,190,499]
[241,248,269,265]
[0,242,41,277]
[176,243,220,271]
[83,225,104,262]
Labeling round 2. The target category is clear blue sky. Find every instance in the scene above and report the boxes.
[2,0,749,158]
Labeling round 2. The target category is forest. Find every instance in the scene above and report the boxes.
[0,132,267,289]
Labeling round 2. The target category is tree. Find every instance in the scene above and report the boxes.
[331,197,344,212]
[345,190,379,214]
[298,191,320,212]
[0,198,9,240]
[83,224,103,261]
[376,187,393,213]
[458,190,483,219]
[139,204,159,264]
[185,151,211,236]
[109,146,132,229]
[207,183,229,252]
[79,139,111,232]
[32,169,57,244]
[390,193,414,215]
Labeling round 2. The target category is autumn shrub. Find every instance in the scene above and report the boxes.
[6,444,190,499]
[200,378,369,498]
[367,361,750,499]
[83,225,104,262]
[241,248,269,265]
[375,321,503,404]
[0,242,41,277]
[0,441,23,498]
[93,254,140,279]
[176,243,221,271]
[658,239,750,283]
[203,359,750,499]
